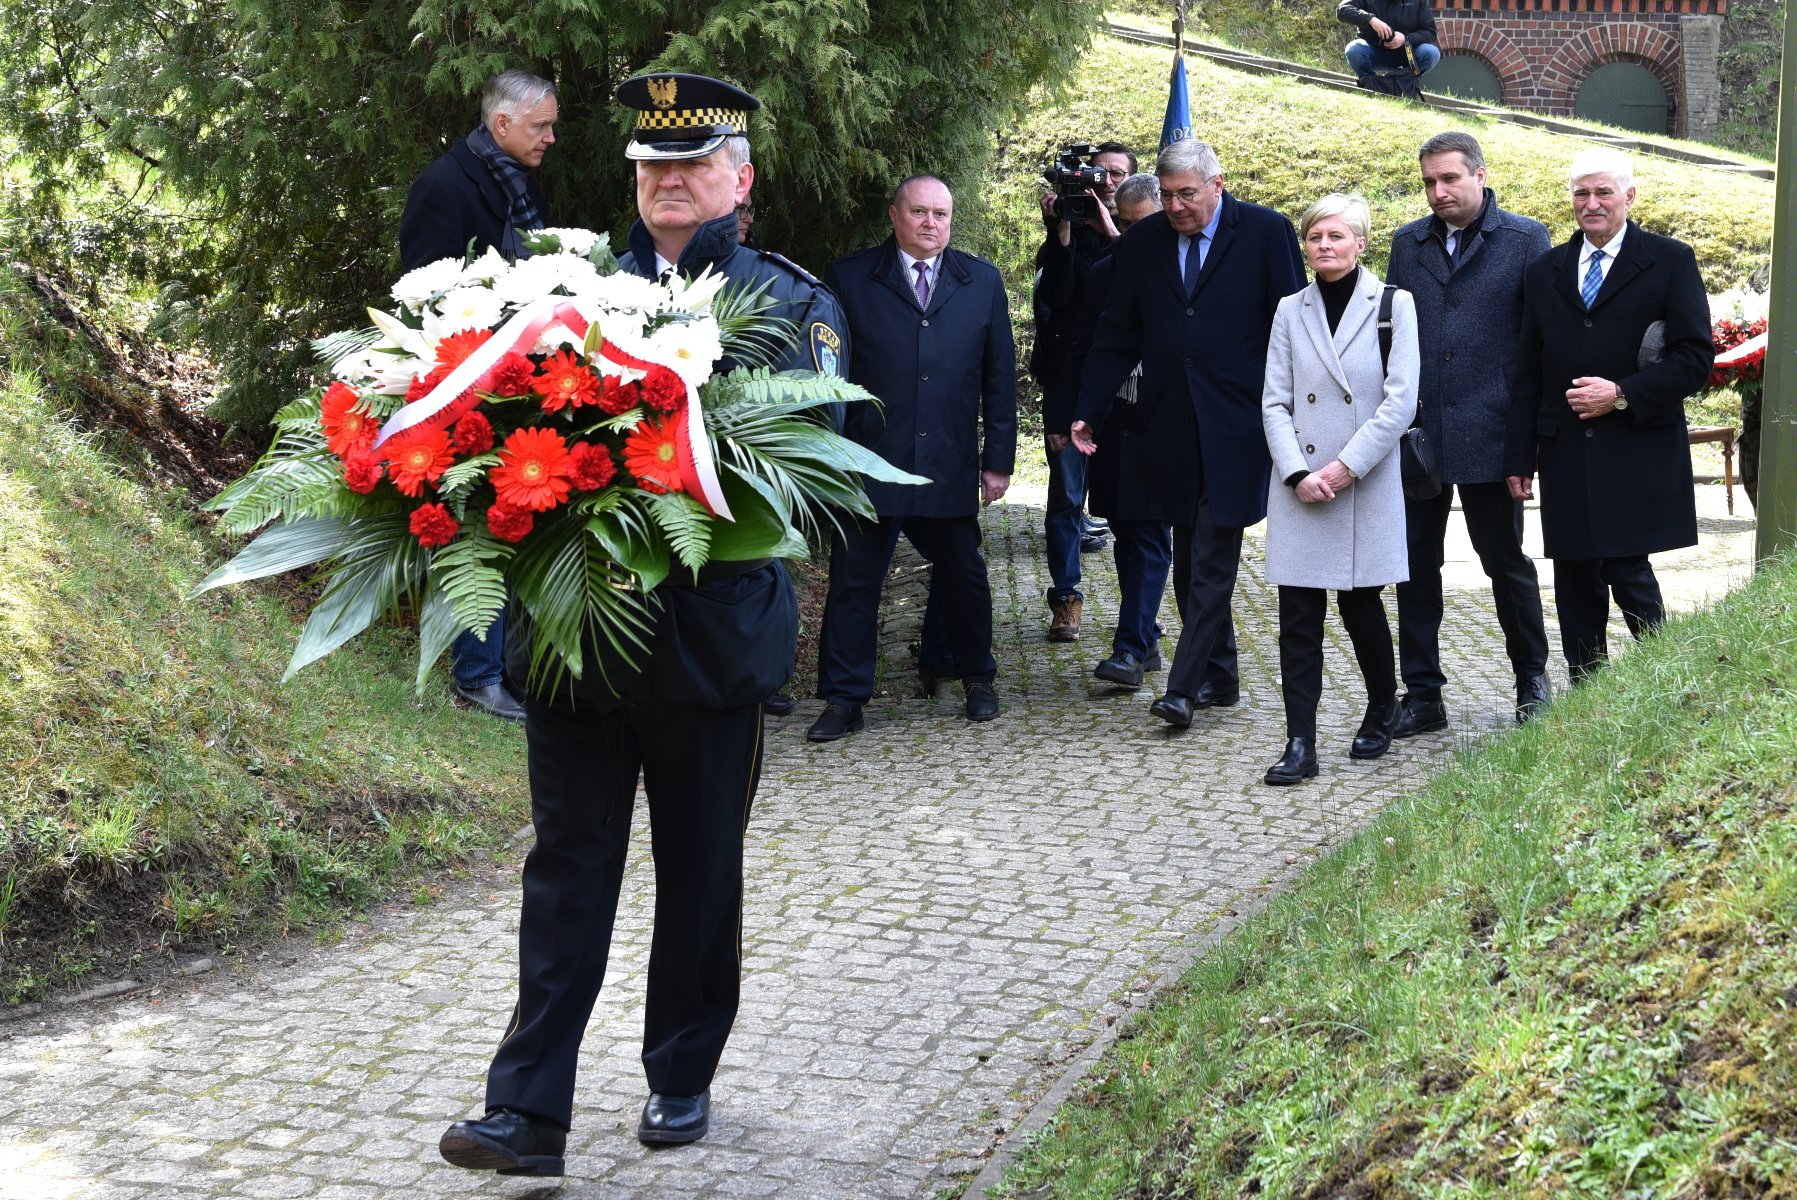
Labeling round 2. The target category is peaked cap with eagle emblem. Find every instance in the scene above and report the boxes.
[616,72,760,161]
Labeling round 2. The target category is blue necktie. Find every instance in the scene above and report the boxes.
[1182,234,1202,298]
[1581,249,1605,310]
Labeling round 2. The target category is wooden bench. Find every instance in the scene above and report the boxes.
[1688,425,1737,515]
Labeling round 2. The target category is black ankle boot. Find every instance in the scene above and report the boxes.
[1350,698,1399,760]
[1264,737,1319,785]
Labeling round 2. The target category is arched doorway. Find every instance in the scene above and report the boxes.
[1574,61,1670,134]
[1431,52,1503,103]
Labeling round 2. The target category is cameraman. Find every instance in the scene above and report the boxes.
[1033,140,1136,643]
[1338,0,1440,86]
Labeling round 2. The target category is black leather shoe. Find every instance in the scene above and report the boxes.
[1079,532,1108,554]
[1350,698,1400,760]
[440,1108,565,1176]
[638,1090,710,1146]
[1143,648,1164,673]
[763,692,796,717]
[1150,692,1194,729]
[807,703,864,742]
[454,683,526,723]
[1192,680,1240,709]
[1514,672,1551,724]
[964,681,1000,722]
[1264,737,1319,785]
[1093,652,1145,688]
[1390,695,1448,739]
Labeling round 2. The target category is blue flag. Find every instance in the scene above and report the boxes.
[1160,55,1193,151]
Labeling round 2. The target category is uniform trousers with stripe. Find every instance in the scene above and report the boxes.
[483,694,763,1129]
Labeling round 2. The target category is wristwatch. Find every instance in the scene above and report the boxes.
[1614,386,1630,412]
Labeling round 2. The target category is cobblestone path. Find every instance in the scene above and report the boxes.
[0,486,1754,1200]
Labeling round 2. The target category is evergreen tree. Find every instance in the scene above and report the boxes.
[2,0,1103,426]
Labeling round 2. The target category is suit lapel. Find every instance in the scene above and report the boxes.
[1587,221,1650,313]
[1160,221,1186,301]
[1190,192,1238,300]
[1413,225,1450,287]
[1555,232,1588,313]
[1297,284,1351,392]
[925,250,963,316]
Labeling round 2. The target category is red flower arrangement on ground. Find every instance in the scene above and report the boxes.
[1709,316,1768,389]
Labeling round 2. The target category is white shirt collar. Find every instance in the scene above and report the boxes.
[1580,227,1626,265]
[653,252,677,278]
[897,248,940,276]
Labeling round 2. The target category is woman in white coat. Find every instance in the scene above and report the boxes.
[1260,193,1419,785]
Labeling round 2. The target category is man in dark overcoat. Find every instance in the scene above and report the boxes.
[1071,140,1305,728]
[809,174,1018,740]
[1386,131,1553,734]
[439,74,842,1176]
[1505,149,1714,682]
[399,68,559,722]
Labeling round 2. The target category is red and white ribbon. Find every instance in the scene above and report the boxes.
[1715,330,1768,369]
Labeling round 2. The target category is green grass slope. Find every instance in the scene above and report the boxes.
[997,552,1797,1197]
[0,270,528,1002]
[979,35,1773,305]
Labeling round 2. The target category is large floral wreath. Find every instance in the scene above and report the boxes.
[197,228,917,690]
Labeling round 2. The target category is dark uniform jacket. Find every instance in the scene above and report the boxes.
[1032,221,1117,436]
[1386,190,1551,484]
[1505,220,1715,560]
[1336,0,1439,48]
[1072,194,1305,529]
[825,237,1018,518]
[398,137,545,270]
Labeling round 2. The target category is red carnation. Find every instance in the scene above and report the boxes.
[454,410,495,455]
[321,381,378,459]
[343,450,382,494]
[639,367,686,414]
[597,375,640,416]
[532,349,603,413]
[486,501,535,543]
[406,364,450,402]
[567,442,617,491]
[484,352,537,398]
[409,502,460,548]
[435,327,493,371]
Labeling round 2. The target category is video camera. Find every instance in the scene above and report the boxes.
[1042,143,1107,223]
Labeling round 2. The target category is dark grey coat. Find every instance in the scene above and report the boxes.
[1386,192,1551,484]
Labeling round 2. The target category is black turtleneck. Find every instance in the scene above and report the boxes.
[1318,264,1360,334]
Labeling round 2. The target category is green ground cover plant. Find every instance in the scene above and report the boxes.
[996,552,1797,1197]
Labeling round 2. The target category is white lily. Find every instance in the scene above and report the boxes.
[367,307,433,359]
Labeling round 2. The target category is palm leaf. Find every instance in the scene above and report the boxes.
[413,579,464,695]
[282,514,423,680]
[710,279,798,371]
[192,514,363,594]
[587,498,670,592]
[310,327,380,369]
[509,510,655,694]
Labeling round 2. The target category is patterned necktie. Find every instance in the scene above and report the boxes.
[1182,235,1202,298]
[1581,249,1605,310]
[913,261,930,308]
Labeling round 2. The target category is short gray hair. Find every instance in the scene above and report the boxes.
[1114,172,1162,209]
[1419,131,1485,173]
[1298,192,1372,242]
[719,135,752,171]
[481,70,556,128]
[1569,147,1634,192]
[1156,139,1222,183]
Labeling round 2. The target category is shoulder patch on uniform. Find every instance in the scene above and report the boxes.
[809,322,843,377]
[755,249,824,288]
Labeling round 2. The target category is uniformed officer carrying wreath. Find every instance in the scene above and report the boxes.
[439,73,851,1175]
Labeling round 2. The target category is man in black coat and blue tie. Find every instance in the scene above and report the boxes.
[1071,139,1305,728]
[809,175,1018,740]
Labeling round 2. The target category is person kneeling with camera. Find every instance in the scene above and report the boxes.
[1338,0,1440,92]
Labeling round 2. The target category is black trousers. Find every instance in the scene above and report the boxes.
[1164,497,1245,700]
[817,513,995,704]
[484,694,764,1129]
[1552,554,1663,680]
[1396,481,1549,700]
[1277,585,1396,741]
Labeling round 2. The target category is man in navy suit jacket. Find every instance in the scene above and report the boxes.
[809,175,1018,740]
[1072,140,1305,729]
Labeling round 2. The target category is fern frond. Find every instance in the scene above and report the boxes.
[432,529,513,638]
[646,491,711,576]
[310,327,380,369]
[438,452,500,499]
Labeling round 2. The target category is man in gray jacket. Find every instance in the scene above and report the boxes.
[1386,131,1553,732]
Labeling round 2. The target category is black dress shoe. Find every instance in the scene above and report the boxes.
[1094,652,1145,688]
[806,703,864,742]
[1150,692,1194,728]
[440,1107,566,1176]
[638,1090,710,1146]
[1264,737,1319,785]
[1514,672,1551,724]
[763,692,796,716]
[1079,532,1108,554]
[1390,695,1448,739]
[1143,648,1164,672]
[1192,680,1240,709]
[964,681,1000,722]
[1350,698,1400,760]
[453,683,526,723]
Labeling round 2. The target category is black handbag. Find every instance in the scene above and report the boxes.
[1377,283,1442,500]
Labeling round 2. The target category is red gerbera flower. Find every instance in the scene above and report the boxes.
[622,418,685,494]
[491,426,572,512]
[343,450,382,494]
[384,427,456,497]
[597,375,639,416]
[486,501,535,543]
[567,442,617,491]
[435,328,493,371]
[639,367,686,414]
[532,349,603,412]
[453,410,495,455]
[320,381,378,459]
[484,352,536,398]
[409,502,460,549]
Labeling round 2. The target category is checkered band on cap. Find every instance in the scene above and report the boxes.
[634,106,748,134]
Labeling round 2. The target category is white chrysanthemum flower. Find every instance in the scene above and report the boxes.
[531,227,599,256]
[458,247,511,287]
[433,287,506,333]
[390,258,464,312]
[581,271,670,316]
[492,252,600,306]
[643,317,723,388]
